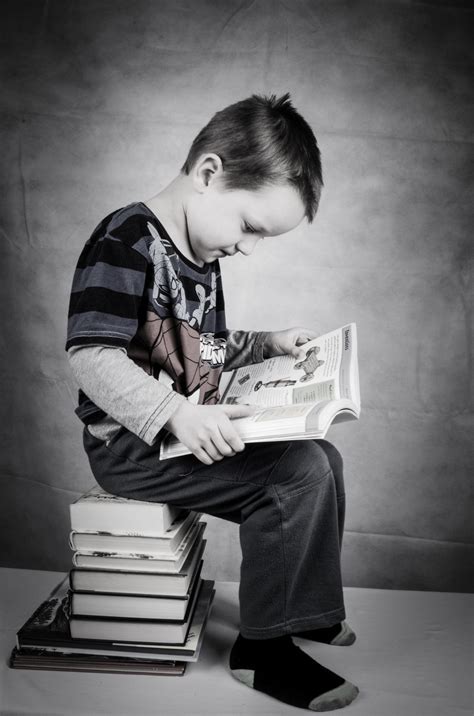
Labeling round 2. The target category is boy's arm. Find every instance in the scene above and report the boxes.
[68,345,187,446]
[224,329,271,370]
[225,327,319,368]
[69,345,255,464]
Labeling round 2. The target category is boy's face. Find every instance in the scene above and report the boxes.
[185,173,306,265]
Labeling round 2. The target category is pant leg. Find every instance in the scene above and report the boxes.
[83,427,346,639]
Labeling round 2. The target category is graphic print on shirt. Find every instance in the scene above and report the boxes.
[191,275,217,328]
[128,222,226,404]
[148,223,190,321]
[200,333,227,366]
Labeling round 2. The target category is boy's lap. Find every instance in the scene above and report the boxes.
[84,426,334,502]
[89,426,290,484]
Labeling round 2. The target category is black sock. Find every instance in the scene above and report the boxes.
[293,622,356,646]
[229,632,359,711]
[232,632,292,657]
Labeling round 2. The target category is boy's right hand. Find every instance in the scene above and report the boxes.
[164,402,256,465]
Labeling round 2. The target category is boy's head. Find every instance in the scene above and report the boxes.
[182,93,323,223]
[178,93,323,265]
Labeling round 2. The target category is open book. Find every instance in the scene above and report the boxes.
[160,323,360,460]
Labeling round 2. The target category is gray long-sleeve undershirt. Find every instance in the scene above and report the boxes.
[68,330,269,446]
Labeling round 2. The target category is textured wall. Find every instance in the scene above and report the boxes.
[1,0,472,591]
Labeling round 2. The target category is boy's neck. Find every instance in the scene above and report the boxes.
[144,175,197,262]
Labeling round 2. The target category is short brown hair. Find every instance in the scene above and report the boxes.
[181,93,323,222]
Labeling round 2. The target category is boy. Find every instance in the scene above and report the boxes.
[66,94,359,711]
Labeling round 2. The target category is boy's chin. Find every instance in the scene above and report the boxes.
[203,250,228,262]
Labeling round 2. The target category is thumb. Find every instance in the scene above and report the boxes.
[221,404,257,420]
[292,346,306,360]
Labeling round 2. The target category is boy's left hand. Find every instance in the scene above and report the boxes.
[263,327,318,361]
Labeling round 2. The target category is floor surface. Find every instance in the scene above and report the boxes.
[0,568,472,715]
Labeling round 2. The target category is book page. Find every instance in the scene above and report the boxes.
[237,403,314,426]
[230,403,314,439]
[222,326,353,407]
[221,356,297,406]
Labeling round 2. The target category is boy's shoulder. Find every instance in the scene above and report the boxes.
[90,202,157,252]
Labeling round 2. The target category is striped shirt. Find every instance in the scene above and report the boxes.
[66,203,227,426]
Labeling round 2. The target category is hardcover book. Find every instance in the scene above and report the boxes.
[70,485,190,535]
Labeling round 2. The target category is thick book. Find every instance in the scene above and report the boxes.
[70,539,206,597]
[70,561,203,620]
[16,577,215,662]
[9,647,187,676]
[160,323,361,459]
[72,521,205,573]
[70,485,189,536]
[70,575,204,644]
[69,511,199,556]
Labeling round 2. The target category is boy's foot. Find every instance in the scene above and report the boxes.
[293,621,357,646]
[229,633,359,711]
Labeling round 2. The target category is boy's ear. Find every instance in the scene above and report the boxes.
[192,153,223,192]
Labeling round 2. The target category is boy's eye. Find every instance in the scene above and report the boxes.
[244,222,256,233]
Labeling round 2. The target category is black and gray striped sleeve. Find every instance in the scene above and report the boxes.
[224,329,271,370]
[66,232,148,351]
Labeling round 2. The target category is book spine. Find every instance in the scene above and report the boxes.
[70,534,182,555]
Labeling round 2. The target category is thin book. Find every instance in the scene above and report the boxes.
[9,648,187,676]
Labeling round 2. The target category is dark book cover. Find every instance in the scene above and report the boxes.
[9,647,187,676]
[17,577,215,658]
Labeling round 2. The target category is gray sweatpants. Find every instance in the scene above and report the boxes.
[83,427,347,639]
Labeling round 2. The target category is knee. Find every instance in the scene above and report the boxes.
[315,440,343,476]
[315,439,345,496]
[274,440,332,486]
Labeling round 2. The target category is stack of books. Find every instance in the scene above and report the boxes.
[10,486,215,676]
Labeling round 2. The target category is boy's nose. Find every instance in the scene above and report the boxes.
[236,236,260,256]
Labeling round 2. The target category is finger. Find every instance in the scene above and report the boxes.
[292,345,308,360]
[208,428,236,458]
[218,421,245,453]
[295,330,317,344]
[221,404,257,420]
[193,446,214,465]
[201,438,224,462]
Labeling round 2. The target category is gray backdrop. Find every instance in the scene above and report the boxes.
[1,0,472,592]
